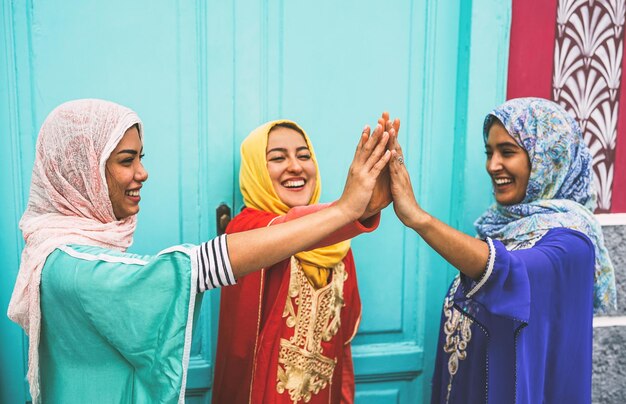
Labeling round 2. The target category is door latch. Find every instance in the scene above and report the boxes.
[216,204,232,236]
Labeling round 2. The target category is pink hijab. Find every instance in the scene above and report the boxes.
[7,99,142,402]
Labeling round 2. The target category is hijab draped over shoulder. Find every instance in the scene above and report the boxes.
[474,97,616,313]
[8,99,142,402]
[239,120,350,288]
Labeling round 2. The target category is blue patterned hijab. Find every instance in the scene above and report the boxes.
[474,98,616,313]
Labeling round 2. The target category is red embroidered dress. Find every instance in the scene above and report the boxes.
[213,206,377,403]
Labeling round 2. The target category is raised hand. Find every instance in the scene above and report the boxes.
[336,124,392,222]
[360,112,401,220]
[388,128,422,229]
[227,121,390,279]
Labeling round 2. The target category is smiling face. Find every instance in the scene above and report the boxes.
[485,121,531,205]
[105,125,148,219]
[266,125,317,208]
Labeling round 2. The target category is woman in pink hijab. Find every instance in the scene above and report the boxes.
[7,99,392,403]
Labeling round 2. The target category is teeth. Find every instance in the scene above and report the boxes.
[126,190,140,197]
[494,178,512,185]
[283,180,305,188]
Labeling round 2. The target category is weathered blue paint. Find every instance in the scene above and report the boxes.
[0,1,511,402]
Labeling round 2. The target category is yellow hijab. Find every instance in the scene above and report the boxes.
[240,120,350,288]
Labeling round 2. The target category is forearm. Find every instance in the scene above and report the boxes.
[272,203,380,248]
[410,209,489,279]
[226,204,352,278]
[387,130,488,279]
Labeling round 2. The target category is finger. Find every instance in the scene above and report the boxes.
[354,132,369,162]
[389,153,413,203]
[393,118,400,136]
[390,149,400,170]
[389,150,411,192]
[364,131,389,171]
[378,111,390,128]
[388,127,396,140]
[362,124,371,137]
[355,125,370,155]
[388,127,398,151]
[390,149,406,174]
[360,130,369,148]
[372,123,383,138]
[363,124,383,155]
[371,149,392,176]
[385,119,392,133]
[393,134,405,156]
[389,151,407,187]
[353,124,377,166]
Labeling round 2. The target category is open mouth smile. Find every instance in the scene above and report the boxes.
[281,179,306,190]
[125,188,141,201]
[493,177,513,186]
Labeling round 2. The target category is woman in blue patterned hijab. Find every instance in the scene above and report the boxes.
[388,97,613,403]
[475,97,616,312]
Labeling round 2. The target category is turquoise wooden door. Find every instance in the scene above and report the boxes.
[1,1,511,403]
[228,1,511,402]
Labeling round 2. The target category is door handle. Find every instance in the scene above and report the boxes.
[216,204,232,236]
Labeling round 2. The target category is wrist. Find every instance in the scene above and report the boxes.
[357,212,381,230]
[408,206,431,233]
[359,208,375,222]
[334,199,361,223]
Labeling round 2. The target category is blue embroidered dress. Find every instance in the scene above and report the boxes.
[432,228,594,403]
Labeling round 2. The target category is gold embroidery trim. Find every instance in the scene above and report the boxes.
[443,275,473,404]
[248,268,265,403]
[276,257,346,402]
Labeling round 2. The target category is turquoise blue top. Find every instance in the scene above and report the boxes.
[39,244,200,404]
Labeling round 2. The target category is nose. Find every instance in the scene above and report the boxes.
[286,157,303,173]
[136,161,149,182]
[486,153,503,174]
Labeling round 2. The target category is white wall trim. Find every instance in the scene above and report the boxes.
[595,213,626,226]
[593,316,626,328]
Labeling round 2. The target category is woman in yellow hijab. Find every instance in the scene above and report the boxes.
[213,119,389,404]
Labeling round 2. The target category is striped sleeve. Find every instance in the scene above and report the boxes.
[195,234,237,293]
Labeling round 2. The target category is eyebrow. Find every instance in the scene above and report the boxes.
[116,148,143,155]
[485,142,520,149]
[266,146,310,155]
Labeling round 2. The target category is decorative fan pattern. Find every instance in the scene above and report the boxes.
[552,0,626,212]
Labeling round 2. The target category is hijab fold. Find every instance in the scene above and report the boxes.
[8,99,142,403]
[474,98,616,313]
[240,120,350,288]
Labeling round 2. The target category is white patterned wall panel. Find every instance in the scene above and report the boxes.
[553,0,626,212]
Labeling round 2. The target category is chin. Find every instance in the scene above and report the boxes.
[283,199,306,208]
[279,192,313,209]
[280,198,309,208]
[122,209,140,219]
[496,195,524,206]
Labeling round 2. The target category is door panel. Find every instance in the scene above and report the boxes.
[0,1,234,402]
[1,4,29,403]
[246,0,460,400]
